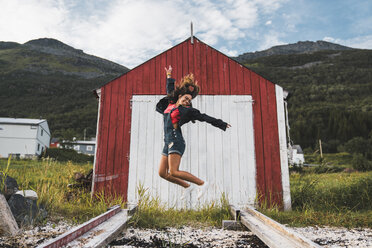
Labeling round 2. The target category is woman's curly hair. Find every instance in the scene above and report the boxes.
[168,73,200,103]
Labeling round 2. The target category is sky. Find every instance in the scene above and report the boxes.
[0,0,371,68]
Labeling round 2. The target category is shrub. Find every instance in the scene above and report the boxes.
[43,148,94,163]
[344,137,370,157]
[352,153,372,171]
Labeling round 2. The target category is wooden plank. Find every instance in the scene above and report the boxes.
[188,39,194,75]
[217,52,226,94]
[0,194,19,236]
[230,205,321,248]
[251,72,266,203]
[244,96,257,204]
[193,39,201,87]
[211,49,220,94]
[95,84,112,195]
[105,80,120,197]
[121,73,134,200]
[115,76,126,196]
[236,63,244,94]
[154,56,161,95]
[200,43,208,94]
[213,95,223,201]
[92,86,105,195]
[153,95,164,202]
[223,55,231,95]
[143,60,151,94]
[206,46,214,94]
[171,47,179,81]
[275,85,291,211]
[260,78,274,205]
[144,96,155,193]
[243,68,252,95]
[267,82,283,206]
[182,41,189,75]
[149,58,156,94]
[69,209,129,248]
[229,59,238,94]
[204,96,215,203]
[127,94,142,204]
[38,206,122,248]
[221,95,231,199]
[135,66,144,95]
[235,96,249,204]
[229,96,240,204]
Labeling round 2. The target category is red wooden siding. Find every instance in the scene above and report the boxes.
[93,37,283,206]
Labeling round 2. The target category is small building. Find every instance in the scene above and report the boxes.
[92,36,291,210]
[50,138,60,148]
[66,140,96,156]
[289,145,305,165]
[0,118,51,158]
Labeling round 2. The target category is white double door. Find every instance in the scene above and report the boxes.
[128,95,256,209]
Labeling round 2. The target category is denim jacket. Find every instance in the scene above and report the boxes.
[156,78,228,131]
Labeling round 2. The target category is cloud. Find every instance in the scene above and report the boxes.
[265,20,272,25]
[0,0,68,42]
[258,31,286,51]
[0,0,288,68]
[323,35,372,49]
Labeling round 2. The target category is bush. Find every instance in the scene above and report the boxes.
[43,148,94,163]
[344,137,370,157]
[352,153,372,171]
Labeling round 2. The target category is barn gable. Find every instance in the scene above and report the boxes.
[93,37,290,209]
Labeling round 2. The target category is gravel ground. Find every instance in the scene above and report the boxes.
[109,226,372,248]
[109,226,267,248]
[289,226,372,248]
[0,222,371,247]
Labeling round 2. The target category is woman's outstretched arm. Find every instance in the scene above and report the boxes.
[156,65,175,114]
[165,65,175,94]
[187,108,231,131]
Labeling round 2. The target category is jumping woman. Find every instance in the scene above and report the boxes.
[156,66,231,200]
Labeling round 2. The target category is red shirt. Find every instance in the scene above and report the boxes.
[164,104,180,124]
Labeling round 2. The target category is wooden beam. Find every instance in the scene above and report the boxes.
[230,205,321,248]
[37,205,122,248]
[0,194,19,236]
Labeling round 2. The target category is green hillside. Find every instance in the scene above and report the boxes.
[241,49,372,152]
[0,38,128,140]
[1,38,371,155]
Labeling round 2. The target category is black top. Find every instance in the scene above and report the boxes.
[156,78,228,131]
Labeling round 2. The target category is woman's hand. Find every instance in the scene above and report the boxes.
[165,65,172,78]
[226,124,232,129]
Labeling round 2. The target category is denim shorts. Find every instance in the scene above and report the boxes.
[162,139,186,156]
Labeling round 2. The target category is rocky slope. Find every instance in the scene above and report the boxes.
[234,40,353,62]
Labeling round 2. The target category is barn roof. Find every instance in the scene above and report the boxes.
[0,117,47,125]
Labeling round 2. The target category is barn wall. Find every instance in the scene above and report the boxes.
[93,37,284,207]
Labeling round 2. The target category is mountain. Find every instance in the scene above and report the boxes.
[237,47,372,152]
[234,40,354,62]
[1,38,371,152]
[0,38,129,140]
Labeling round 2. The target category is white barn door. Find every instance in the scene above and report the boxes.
[128,95,256,208]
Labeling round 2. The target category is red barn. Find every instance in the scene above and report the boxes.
[93,37,291,210]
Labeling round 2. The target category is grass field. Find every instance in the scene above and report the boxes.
[1,153,371,228]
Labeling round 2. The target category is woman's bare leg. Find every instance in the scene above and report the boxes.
[168,153,204,186]
[158,155,189,187]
